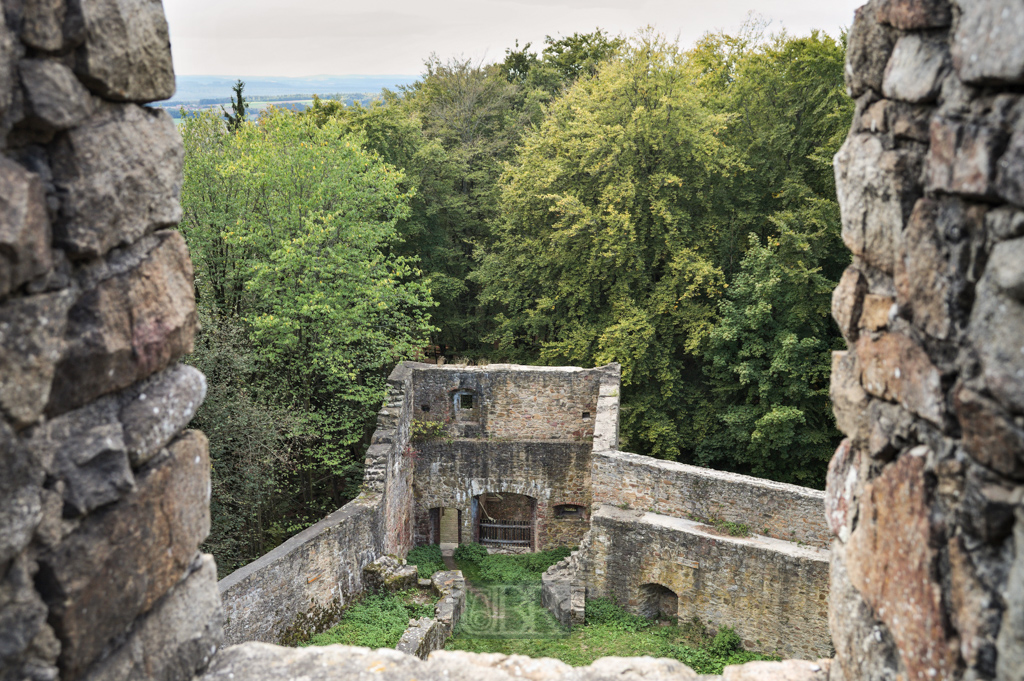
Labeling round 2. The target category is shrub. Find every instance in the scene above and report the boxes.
[474,547,573,584]
[407,544,446,578]
[453,542,489,563]
[584,598,652,632]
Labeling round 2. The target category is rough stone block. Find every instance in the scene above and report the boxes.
[856,331,945,426]
[953,0,1024,84]
[0,155,53,298]
[80,554,223,681]
[19,58,92,130]
[50,103,182,259]
[0,422,43,567]
[926,116,1007,198]
[995,507,1024,680]
[845,0,897,97]
[825,439,859,542]
[18,0,67,51]
[37,430,211,679]
[846,451,960,681]
[866,399,914,460]
[0,8,16,122]
[830,352,869,440]
[875,0,952,29]
[47,231,196,416]
[0,554,59,681]
[955,387,1024,479]
[0,290,75,427]
[72,0,174,102]
[986,205,1024,240]
[986,235,1024,301]
[882,34,950,103]
[721,659,830,680]
[119,363,207,468]
[362,555,418,593]
[968,264,1024,415]
[859,294,893,332]
[831,267,867,343]
[996,129,1024,206]
[834,133,922,274]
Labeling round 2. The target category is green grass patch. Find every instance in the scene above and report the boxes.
[303,589,434,648]
[407,544,446,578]
[459,545,572,584]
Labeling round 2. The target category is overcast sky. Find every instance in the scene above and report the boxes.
[163,0,864,77]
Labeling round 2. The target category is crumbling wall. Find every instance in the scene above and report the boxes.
[592,450,830,549]
[0,1,222,680]
[828,1,1024,679]
[395,570,465,660]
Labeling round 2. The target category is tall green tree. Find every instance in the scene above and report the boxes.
[222,79,249,132]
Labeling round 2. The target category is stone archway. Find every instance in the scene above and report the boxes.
[638,583,678,621]
[474,492,536,550]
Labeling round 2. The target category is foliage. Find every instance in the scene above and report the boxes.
[302,590,434,648]
[584,597,653,632]
[470,547,572,584]
[407,544,446,578]
[180,107,435,570]
[222,79,248,132]
[453,542,490,564]
[410,419,450,442]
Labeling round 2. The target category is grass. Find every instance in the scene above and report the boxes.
[407,544,446,578]
[302,589,434,648]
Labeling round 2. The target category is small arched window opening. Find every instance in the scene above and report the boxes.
[554,504,586,520]
[639,583,678,621]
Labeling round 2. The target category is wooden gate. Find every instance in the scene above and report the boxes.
[479,519,532,546]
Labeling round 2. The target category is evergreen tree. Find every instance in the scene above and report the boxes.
[222,79,248,132]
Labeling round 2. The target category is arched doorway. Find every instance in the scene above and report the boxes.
[639,583,678,621]
[474,493,536,550]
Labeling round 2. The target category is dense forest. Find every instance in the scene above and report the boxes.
[178,25,854,576]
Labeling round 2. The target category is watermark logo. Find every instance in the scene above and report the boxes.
[457,583,569,639]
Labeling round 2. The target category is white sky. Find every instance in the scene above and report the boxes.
[163,0,865,77]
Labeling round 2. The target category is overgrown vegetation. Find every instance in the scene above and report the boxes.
[406,544,446,578]
[182,21,853,574]
[302,590,435,648]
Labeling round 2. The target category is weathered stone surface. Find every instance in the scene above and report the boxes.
[987,235,1024,300]
[721,659,830,681]
[995,507,1024,681]
[866,400,914,460]
[859,295,893,332]
[363,555,418,593]
[953,0,1024,84]
[967,261,1024,414]
[0,290,75,427]
[895,198,984,339]
[18,0,67,51]
[81,554,223,681]
[996,129,1024,206]
[856,332,944,425]
[875,0,951,29]
[834,133,922,274]
[202,644,700,681]
[955,386,1024,479]
[72,0,174,102]
[882,35,950,103]
[831,352,869,441]
[49,103,182,259]
[926,116,1006,198]
[825,439,859,542]
[119,363,207,467]
[0,554,59,681]
[47,231,196,416]
[0,155,52,298]
[845,451,960,681]
[0,422,43,567]
[986,205,1024,240]
[0,8,17,123]
[845,0,897,97]
[20,59,92,130]
[948,535,1002,676]
[37,430,210,679]
[832,267,867,342]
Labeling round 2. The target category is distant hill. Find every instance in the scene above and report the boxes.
[167,75,418,104]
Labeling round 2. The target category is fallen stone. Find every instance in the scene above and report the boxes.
[953,0,1024,84]
[845,451,960,681]
[856,332,945,426]
[47,231,196,416]
[49,103,182,259]
[845,0,897,97]
[830,352,869,440]
[0,290,75,428]
[37,430,210,679]
[0,155,53,298]
[80,554,223,681]
[834,133,922,274]
[882,34,950,103]
[875,0,951,29]
[71,0,175,102]
[955,387,1024,479]
[19,59,92,131]
[831,267,867,343]
[18,0,67,51]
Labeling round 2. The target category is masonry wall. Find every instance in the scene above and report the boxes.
[592,450,831,549]
[827,1,1024,680]
[0,1,226,680]
[585,505,832,661]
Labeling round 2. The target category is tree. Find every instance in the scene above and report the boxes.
[222,79,248,132]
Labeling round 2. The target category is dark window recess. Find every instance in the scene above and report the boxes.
[459,393,474,409]
[421,405,430,412]
[582,412,591,419]
[554,504,585,519]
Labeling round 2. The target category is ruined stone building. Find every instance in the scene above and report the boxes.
[1,1,1023,680]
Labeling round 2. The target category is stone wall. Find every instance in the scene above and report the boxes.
[395,570,466,660]
[0,1,224,680]
[827,1,1024,680]
[592,450,830,549]
[584,505,832,660]
[218,363,417,645]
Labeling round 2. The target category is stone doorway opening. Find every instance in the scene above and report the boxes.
[639,583,678,621]
[429,507,462,549]
[474,493,536,550]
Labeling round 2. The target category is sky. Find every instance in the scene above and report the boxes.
[163,0,864,77]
